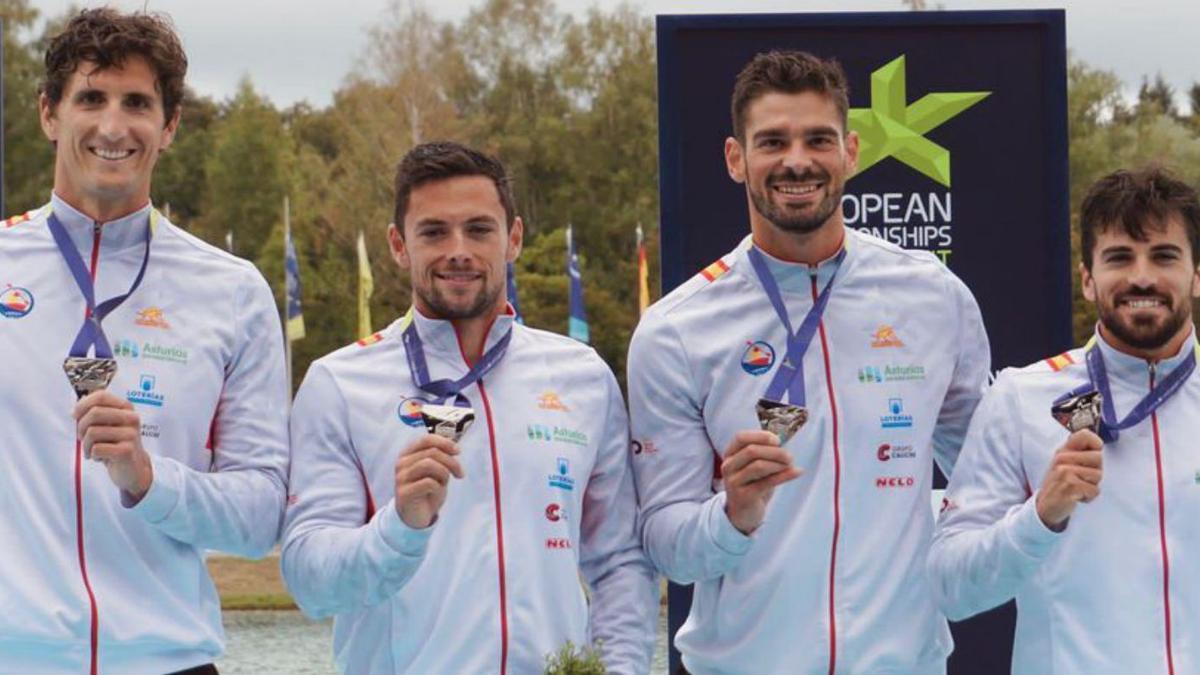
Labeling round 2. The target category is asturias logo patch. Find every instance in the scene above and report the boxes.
[741,341,775,375]
[0,285,34,318]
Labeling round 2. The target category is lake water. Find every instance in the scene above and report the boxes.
[218,610,670,674]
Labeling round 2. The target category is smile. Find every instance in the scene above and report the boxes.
[90,147,136,161]
[1121,298,1166,309]
[772,183,822,196]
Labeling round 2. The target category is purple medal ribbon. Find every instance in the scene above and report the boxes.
[402,316,512,407]
[1052,341,1195,443]
[46,212,152,359]
[747,246,846,407]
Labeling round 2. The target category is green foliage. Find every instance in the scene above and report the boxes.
[7,0,1200,388]
[543,640,605,675]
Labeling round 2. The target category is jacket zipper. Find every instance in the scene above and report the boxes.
[1148,363,1175,675]
[812,269,841,675]
[454,321,509,674]
[75,222,102,675]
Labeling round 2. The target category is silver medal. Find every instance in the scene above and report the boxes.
[62,357,118,400]
[420,404,476,442]
[1051,390,1103,434]
[756,398,808,444]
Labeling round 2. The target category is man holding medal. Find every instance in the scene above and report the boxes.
[628,51,991,673]
[929,166,1200,673]
[0,9,289,674]
[281,141,657,673]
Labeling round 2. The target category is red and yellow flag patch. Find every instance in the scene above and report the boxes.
[1044,352,1074,372]
[700,259,730,282]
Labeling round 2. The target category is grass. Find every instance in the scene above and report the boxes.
[207,555,296,610]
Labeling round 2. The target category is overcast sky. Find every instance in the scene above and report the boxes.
[28,0,1200,109]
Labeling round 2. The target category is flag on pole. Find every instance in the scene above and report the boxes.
[356,230,374,339]
[637,223,650,315]
[284,218,305,342]
[506,261,524,324]
[566,224,589,344]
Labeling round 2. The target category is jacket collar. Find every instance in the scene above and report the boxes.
[391,305,517,366]
[737,226,854,295]
[1092,324,1198,385]
[49,193,155,255]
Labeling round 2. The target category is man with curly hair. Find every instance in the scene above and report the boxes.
[0,9,288,674]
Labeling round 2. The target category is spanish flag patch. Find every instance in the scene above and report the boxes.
[1044,352,1074,372]
[356,332,383,347]
[2,212,32,229]
[700,259,730,282]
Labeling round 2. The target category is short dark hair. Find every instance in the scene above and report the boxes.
[393,141,516,230]
[41,8,188,126]
[731,50,850,141]
[1079,166,1200,270]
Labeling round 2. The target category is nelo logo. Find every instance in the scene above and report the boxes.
[875,476,915,488]
[545,537,571,549]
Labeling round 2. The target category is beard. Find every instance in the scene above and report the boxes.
[747,165,843,235]
[415,271,502,321]
[1097,288,1191,352]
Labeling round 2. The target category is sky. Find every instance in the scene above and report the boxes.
[28,0,1200,110]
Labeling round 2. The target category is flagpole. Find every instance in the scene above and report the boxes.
[284,195,292,395]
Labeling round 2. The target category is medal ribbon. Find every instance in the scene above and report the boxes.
[46,210,156,359]
[747,246,846,407]
[402,309,512,407]
[1053,336,1197,442]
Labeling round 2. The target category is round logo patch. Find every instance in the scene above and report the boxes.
[397,397,427,427]
[741,340,775,375]
[0,286,34,318]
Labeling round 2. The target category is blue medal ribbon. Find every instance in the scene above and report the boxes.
[46,211,154,359]
[747,246,846,407]
[402,311,512,408]
[1053,338,1196,442]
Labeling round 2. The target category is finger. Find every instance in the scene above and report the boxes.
[1064,429,1103,452]
[722,444,793,475]
[77,407,141,436]
[1070,467,1103,486]
[402,460,453,487]
[397,448,465,479]
[400,434,460,457]
[89,442,135,462]
[83,425,138,449]
[73,390,132,419]
[728,458,794,487]
[1056,449,1103,469]
[406,477,447,500]
[724,430,780,457]
[756,466,804,488]
[1074,481,1100,503]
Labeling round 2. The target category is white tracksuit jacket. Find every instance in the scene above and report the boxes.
[628,229,991,674]
[929,331,1200,674]
[0,195,290,674]
[281,309,659,674]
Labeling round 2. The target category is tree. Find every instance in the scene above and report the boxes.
[1,0,54,215]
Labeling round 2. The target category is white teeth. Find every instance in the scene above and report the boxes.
[1126,299,1162,309]
[775,184,819,195]
[92,148,132,160]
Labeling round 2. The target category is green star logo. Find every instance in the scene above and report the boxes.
[849,55,990,187]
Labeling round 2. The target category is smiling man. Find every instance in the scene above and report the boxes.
[0,9,289,674]
[281,141,657,674]
[930,166,1200,673]
[628,51,991,673]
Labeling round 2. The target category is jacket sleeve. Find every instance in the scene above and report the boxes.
[127,268,288,558]
[578,366,659,675]
[627,311,752,584]
[927,372,1064,620]
[932,272,992,478]
[280,362,433,618]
